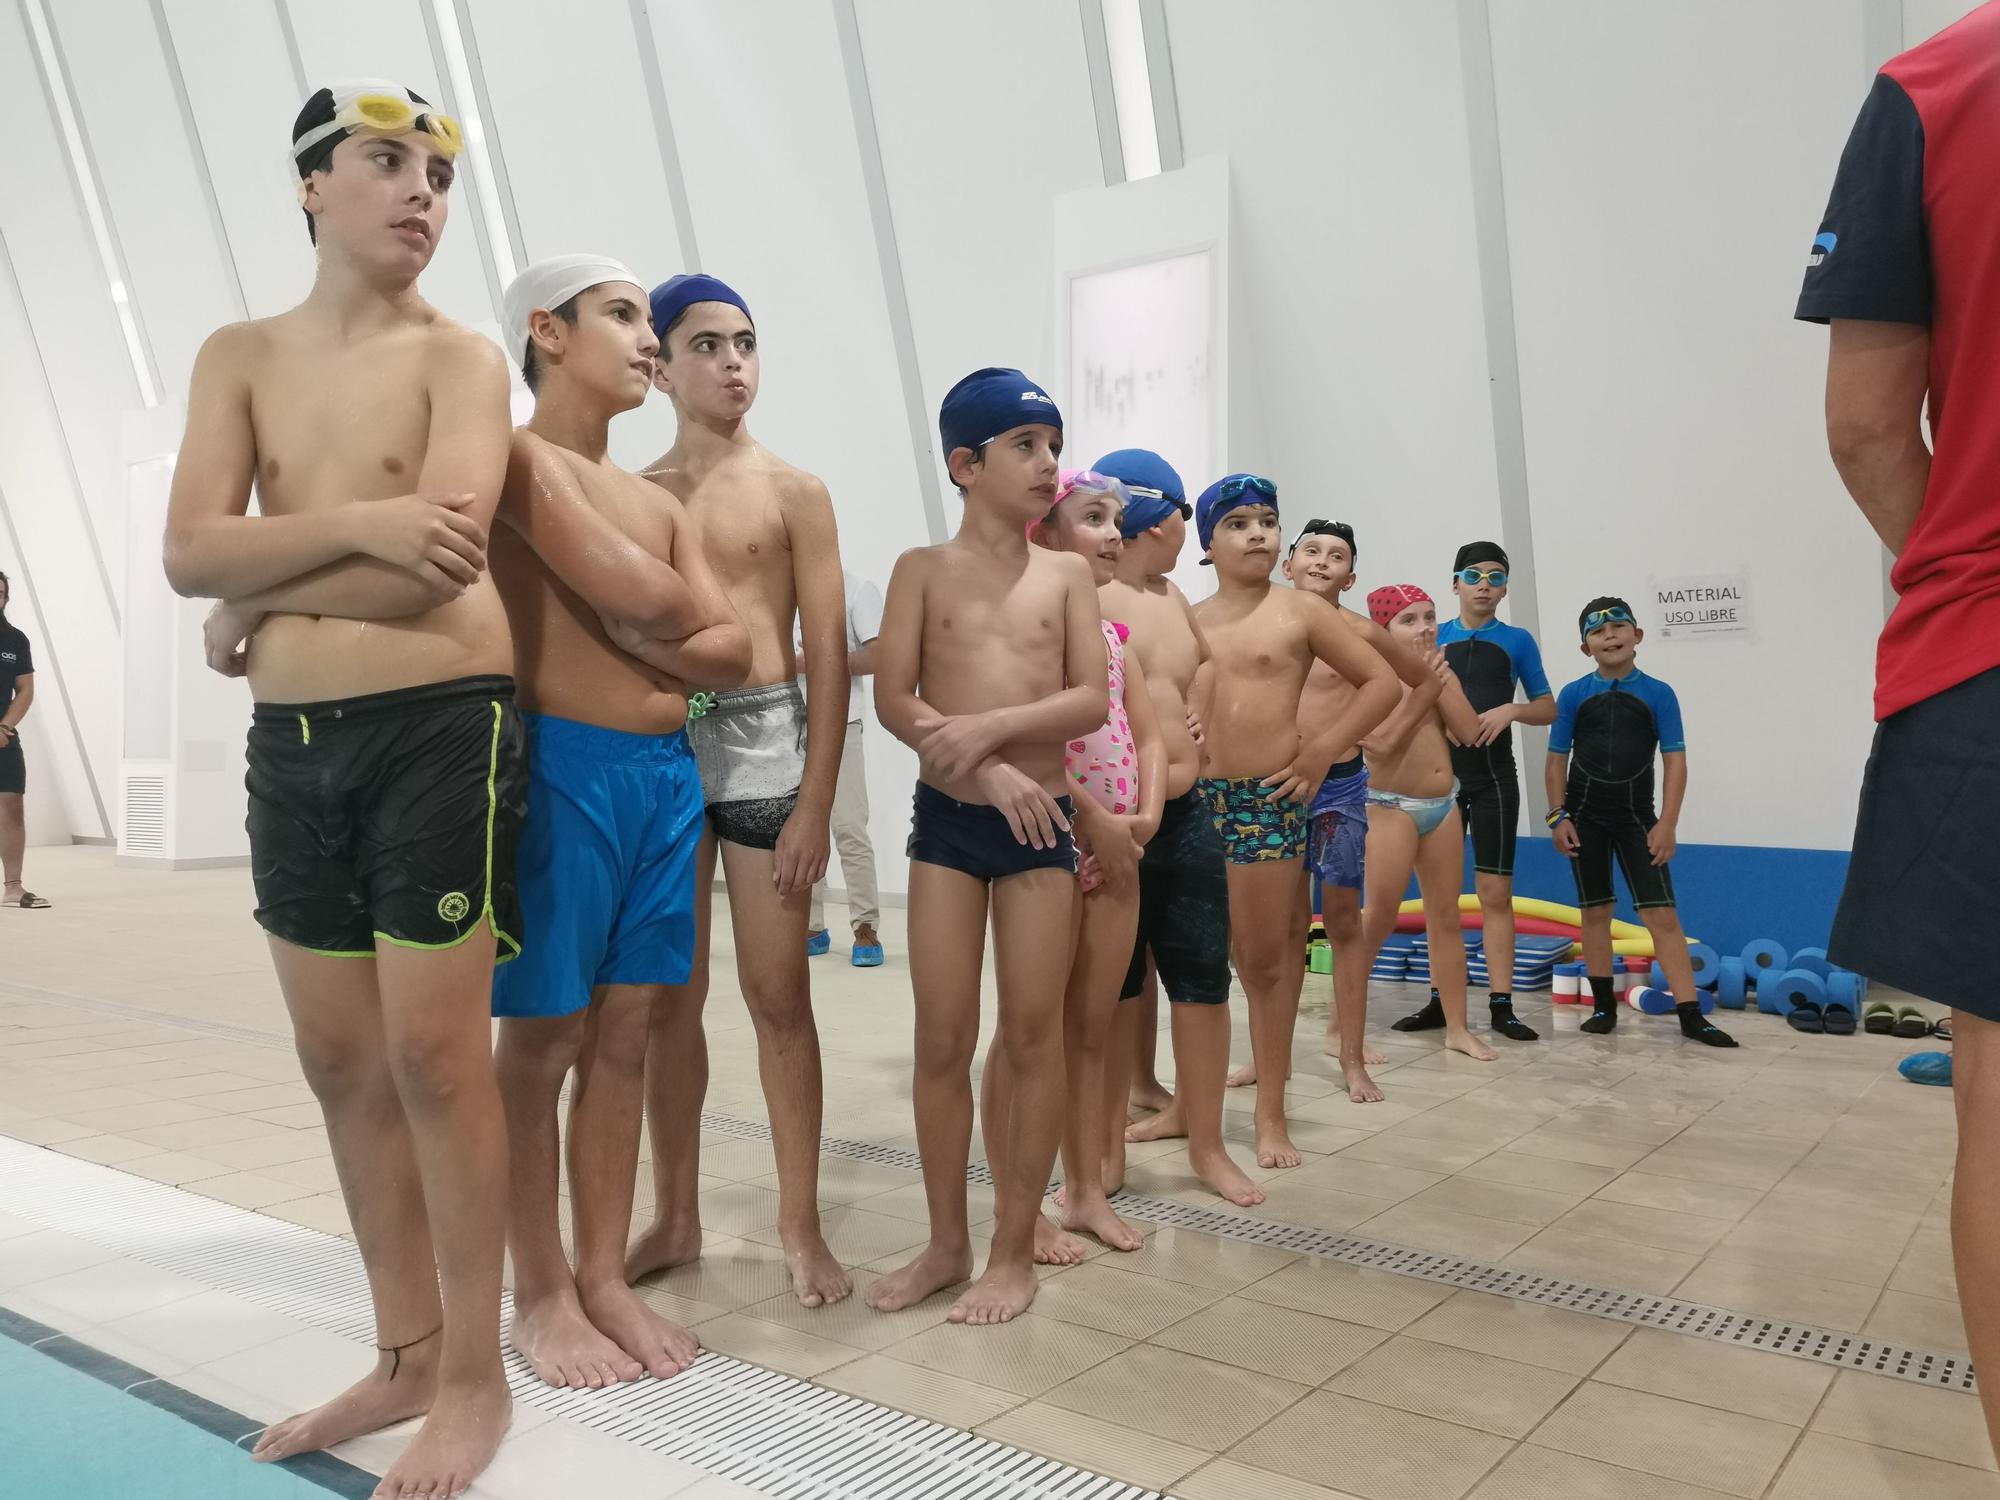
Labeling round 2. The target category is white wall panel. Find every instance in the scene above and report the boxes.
[1489,0,1876,850]
[1166,0,1503,582]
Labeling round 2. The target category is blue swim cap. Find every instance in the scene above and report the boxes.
[1094,449,1189,537]
[1195,473,1280,564]
[649,274,752,344]
[939,367,1062,460]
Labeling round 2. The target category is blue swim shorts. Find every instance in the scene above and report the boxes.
[1308,755,1368,892]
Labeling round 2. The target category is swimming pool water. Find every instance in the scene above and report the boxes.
[0,1321,365,1498]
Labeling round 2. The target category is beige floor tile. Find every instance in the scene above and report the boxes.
[1327,1335,1578,1438]
[690,1311,862,1377]
[1811,1369,1995,1471]
[127,1115,291,1150]
[1553,1198,1734,1254]
[1404,1290,1630,1374]
[853,1178,996,1226]
[1505,1225,1701,1295]
[1176,1457,1372,1499]
[1405,1176,1582,1227]
[1108,1226,1298,1292]
[742,1204,927,1265]
[25,1257,210,1324]
[1532,1382,1799,1497]
[1150,1295,1388,1384]
[1339,1131,1497,1174]
[882,1312,1131,1398]
[1249,1180,1394,1232]
[814,1350,1022,1428]
[1471,1150,1619,1196]
[690,1181,785,1240]
[187,1169,308,1210]
[1594,1326,1834,1425]
[1507,1126,1655,1171]
[1865,1290,1969,1355]
[1769,1432,2000,1500]
[1631,1141,1799,1193]
[51,1133,163,1166]
[1469,1445,1736,1499]
[633,1235,797,1311]
[1355,1201,1536,1260]
[1230,1389,1514,1500]
[738,1268,949,1351]
[60,1099,217,1133]
[1285,1155,1448,1202]
[1888,1228,1956,1302]
[117,1150,237,1186]
[1042,1341,1310,1451]
[1674,1255,1883,1333]
[977,1402,1209,1491]
[0,1228,124,1290]
[1027,1259,1223,1339]
[259,1194,353,1238]
[194,1131,332,1170]
[1590,1172,1764,1221]
[1238,1256,1456,1331]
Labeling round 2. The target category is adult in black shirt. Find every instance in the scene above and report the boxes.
[0,570,50,908]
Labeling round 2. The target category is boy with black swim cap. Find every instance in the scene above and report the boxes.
[1409,541,1555,1042]
[165,80,517,1498]
[1546,598,1734,1047]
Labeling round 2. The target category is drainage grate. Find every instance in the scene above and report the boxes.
[5,979,1971,1397]
[703,1114,1977,1395]
[0,1139,1159,1500]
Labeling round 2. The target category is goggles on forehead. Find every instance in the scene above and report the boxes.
[1580,605,1636,638]
[1215,473,1277,504]
[1289,518,1356,556]
[292,92,463,167]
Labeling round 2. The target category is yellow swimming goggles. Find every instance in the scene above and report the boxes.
[291,91,463,166]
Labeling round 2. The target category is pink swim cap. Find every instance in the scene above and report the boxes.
[1030,468,1120,539]
[1368,583,1433,627]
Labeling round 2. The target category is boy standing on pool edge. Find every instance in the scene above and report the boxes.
[1545,597,1734,1047]
[1414,541,1554,1042]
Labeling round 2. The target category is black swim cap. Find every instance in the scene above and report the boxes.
[1453,540,1509,574]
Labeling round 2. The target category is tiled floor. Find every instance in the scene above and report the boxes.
[0,847,1987,1499]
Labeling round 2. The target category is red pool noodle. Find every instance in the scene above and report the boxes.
[1388,912,1578,937]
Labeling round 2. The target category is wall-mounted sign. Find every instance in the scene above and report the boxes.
[1651,572,1752,641]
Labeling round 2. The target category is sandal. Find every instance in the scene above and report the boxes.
[1786,999,1825,1034]
[3,889,50,909]
[1863,1001,1898,1035]
[1892,1006,1931,1039]
[1823,1001,1857,1036]
[1932,1016,1953,1042]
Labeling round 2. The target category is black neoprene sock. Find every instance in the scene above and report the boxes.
[1677,1001,1738,1047]
[1393,988,1446,1031]
[1489,993,1539,1042]
[1580,974,1619,1034]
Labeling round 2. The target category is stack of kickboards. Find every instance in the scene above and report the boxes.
[1371,933,1571,992]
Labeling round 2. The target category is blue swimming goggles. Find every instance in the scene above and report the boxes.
[1456,567,1508,588]
[1580,605,1636,638]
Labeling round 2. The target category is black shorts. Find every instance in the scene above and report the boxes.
[906,781,1077,883]
[1121,787,1232,1005]
[0,739,22,796]
[1455,768,1519,877]
[246,675,527,959]
[1568,814,1675,911]
[1831,665,2000,1017]
[709,790,799,851]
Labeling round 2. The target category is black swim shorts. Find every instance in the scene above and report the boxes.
[906,781,1077,882]
[246,675,526,959]
[1122,787,1232,1005]
[1455,768,1520,878]
[0,738,22,796]
[1566,812,1675,913]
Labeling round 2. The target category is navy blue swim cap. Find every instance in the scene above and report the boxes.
[1195,473,1280,563]
[938,367,1062,459]
[1095,449,1189,537]
[649,274,752,344]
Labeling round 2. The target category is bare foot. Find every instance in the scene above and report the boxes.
[1128,1078,1175,1115]
[624,1215,703,1283]
[1061,1194,1144,1252]
[948,1260,1039,1325]
[510,1291,641,1388]
[1190,1143,1266,1207]
[253,1342,436,1464]
[780,1227,853,1308]
[1255,1120,1304,1170]
[1444,1028,1497,1063]
[1226,1061,1258,1088]
[369,1374,511,1500]
[1324,1032,1389,1066]
[1342,1060,1386,1104]
[1125,1100,1187,1142]
[1103,1149,1125,1199]
[578,1279,699,1381]
[1033,1213,1089,1265]
[867,1240,973,1312]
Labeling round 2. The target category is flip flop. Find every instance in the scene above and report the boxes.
[1900,1052,1952,1087]
[1932,1016,1953,1041]
[1892,1006,1931,1039]
[1786,999,1825,1034]
[3,890,50,909]
[1863,1001,1898,1035]
[1822,1001,1857,1036]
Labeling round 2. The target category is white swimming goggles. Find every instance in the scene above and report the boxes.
[290,90,463,168]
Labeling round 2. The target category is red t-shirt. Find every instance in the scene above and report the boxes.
[1797,1,2000,721]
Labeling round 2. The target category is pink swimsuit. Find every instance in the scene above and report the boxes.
[1068,620,1139,892]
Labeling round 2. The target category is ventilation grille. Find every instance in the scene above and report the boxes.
[118,766,167,857]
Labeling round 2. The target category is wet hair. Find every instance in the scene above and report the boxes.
[290,85,437,246]
[520,295,582,394]
[1578,594,1636,638]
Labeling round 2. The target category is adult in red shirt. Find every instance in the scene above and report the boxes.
[1799,0,2000,1458]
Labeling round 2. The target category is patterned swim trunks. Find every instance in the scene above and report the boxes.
[1308,756,1369,891]
[1200,775,1308,865]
